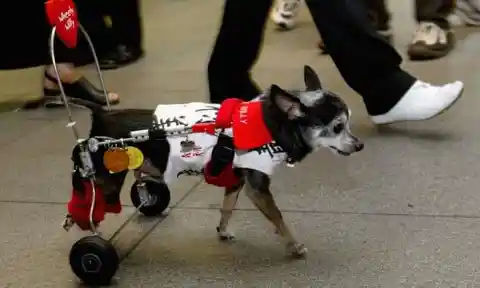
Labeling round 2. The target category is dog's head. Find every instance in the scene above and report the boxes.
[267,65,363,156]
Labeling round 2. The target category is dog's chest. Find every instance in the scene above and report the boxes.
[153,102,287,185]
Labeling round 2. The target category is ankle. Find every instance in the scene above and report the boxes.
[45,63,81,84]
[365,69,417,116]
[44,78,58,90]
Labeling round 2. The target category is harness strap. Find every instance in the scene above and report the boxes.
[191,98,243,136]
[216,98,243,128]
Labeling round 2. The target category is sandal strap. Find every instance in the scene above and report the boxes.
[44,71,60,84]
[43,71,118,106]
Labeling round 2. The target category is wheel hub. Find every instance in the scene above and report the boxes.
[81,253,102,273]
[138,186,158,207]
[142,193,158,207]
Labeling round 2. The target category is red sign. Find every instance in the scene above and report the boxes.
[45,0,79,48]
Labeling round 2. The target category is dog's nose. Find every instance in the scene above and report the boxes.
[355,142,364,152]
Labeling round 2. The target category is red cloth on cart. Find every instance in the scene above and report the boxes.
[68,180,121,231]
[203,160,239,188]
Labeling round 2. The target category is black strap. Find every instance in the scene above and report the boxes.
[209,133,235,176]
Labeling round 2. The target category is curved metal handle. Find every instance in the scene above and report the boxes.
[89,179,99,234]
[50,23,110,234]
[49,24,111,140]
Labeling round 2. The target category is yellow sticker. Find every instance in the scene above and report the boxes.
[126,146,144,170]
[103,148,130,173]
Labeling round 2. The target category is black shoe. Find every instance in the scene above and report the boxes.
[99,45,144,70]
[23,73,120,109]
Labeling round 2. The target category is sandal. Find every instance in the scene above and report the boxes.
[42,72,120,109]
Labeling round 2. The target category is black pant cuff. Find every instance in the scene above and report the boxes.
[364,69,417,116]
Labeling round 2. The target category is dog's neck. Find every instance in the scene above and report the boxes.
[260,98,312,164]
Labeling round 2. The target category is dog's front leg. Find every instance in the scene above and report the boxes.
[217,180,244,241]
[244,169,307,258]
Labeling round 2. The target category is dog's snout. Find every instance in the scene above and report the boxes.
[355,142,364,152]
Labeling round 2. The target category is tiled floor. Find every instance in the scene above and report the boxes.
[1,0,480,287]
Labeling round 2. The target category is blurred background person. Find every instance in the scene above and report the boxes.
[452,0,480,25]
[208,0,463,125]
[272,0,480,60]
[1,0,120,109]
[98,0,145,70]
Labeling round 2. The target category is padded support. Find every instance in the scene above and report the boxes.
[67,180,121,231]
[203,134,241,188]
[191,98,243,135]
[232,101,273,150]
[203,161,240,188]
[215,98,243,128]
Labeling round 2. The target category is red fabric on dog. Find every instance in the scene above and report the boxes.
[68,181,121,231]
[192,98,272,149]
[191,98,243,135]
[232,101,273,150]
[215,98,243,128]
[203,161,240,188]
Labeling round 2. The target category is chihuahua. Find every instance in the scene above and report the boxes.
[69,65,363,257]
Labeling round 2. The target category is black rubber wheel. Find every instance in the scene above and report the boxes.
[69,235,119,286]
[130,180,171,217]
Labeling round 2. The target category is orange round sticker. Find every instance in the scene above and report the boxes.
[103,148,129,173]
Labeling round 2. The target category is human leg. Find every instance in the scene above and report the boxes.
[453,0,480,25]
[305,0,463,123]
[23,63,120,109]
[207,0,273,103]
[271,0,303,30]
[43,64,119,107]
[408,0,456,60]
[318,0,392,53]
[99,0,144,70]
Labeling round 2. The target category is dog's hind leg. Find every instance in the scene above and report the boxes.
[244,169,307,258]
[217,180,244,241]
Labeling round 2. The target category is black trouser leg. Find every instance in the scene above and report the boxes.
[75,0,114,62]
[107,0,143,48]
[305,0,416,115]
[208,0,273,104]
[365,0,391,30]
[209,0,416,115]
[415,0,455,28]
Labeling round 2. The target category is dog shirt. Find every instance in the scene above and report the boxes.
[153,102,288,185]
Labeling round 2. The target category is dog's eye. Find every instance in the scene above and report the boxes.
[333,123,344,134]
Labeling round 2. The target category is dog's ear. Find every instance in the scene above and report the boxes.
[304,65,322,91]
[269,84,304,119]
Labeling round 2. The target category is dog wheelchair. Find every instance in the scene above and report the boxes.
[48,14,243,287]
[64,127,190,285]
[45,11,172,284]
[46,1,301,285]
[45,2,210,284]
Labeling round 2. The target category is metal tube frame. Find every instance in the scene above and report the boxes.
[49,23,111,234]
[49,22,250,237]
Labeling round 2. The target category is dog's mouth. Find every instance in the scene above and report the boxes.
[329,146,351,156]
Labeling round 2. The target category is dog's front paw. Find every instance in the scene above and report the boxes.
[216,226,235,241]
[286,243,307,258]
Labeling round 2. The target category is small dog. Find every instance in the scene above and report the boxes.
[70,66,363,257]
